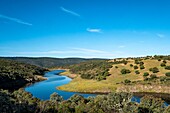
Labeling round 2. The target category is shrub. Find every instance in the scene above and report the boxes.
[149,67,159,73]
[160,76,167,82]
[121,69,131,74]
[160,62,166,67]
[163,60,167,63]
[140,65,145,70]
[139,62,144,66]
[135,60,140,64]
[158,59,161,61]
[150,74,157,79]
[143,72,149,77]
[135,70,140,74]
[165,66,170,70]
[165,72,170,77]
[130,64,133,67]
[124,79,131,84]
[115,66,118,68]
[134,65,138,69]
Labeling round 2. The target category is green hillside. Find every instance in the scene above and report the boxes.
[0,59,47,90]
[0,57,106,68]
[58,55,170,93]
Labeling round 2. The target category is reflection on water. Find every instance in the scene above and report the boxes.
[25,70,96,100]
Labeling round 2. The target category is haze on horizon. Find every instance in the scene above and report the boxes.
[0,0,170,58]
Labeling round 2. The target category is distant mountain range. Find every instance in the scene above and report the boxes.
[0,57,107,68]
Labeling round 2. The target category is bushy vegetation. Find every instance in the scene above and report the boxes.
[0,59,47,89]
[165,72,170,77]
[69,60,113,81]
[1,89,169,113]
[121,69,131,74]
[149,67,159,73]
[135,70,140,74]
[165,66,170,70]
[134,65,138,69]
[161,62,166,67]
[143,72,149,77]
[140,65,145,70]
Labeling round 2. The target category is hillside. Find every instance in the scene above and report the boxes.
[0,59,47,90]
[58,55,170,94]
[0,57,106,68]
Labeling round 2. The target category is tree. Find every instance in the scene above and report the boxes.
[143,72,149,77]
[150,74,157,80]
[130,64,133,67]
[160,63,166,67]
[165,66,170,70]
[140,65,145,70]
[134,65,138,69]
[165,72,170,77]
[135,70,140,74]
[121,69,131,74]
[150,67,159,73]
[50,92,63,103]
[124,79,131,84]
[139,96,165,113]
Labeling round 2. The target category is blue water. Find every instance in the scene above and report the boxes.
[25,70,169,106]
[25,70,96,100]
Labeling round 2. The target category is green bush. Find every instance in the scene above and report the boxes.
[165,72,170,77]
[163,60,167,63]
[124,79,131,84]
[130,64,133,67]
[150,74,157,79]
[135,70,140,74]
[140,65,145,70]
[134,65,138,69]
[149,67,159,73]
[115,66,118,68]
[121,69,131,74]
[158,59,161,61]
[143,72,149,77]
[165,66,170,70]
[160,62,166,67]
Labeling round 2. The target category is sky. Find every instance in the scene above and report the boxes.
[0,0,170,58]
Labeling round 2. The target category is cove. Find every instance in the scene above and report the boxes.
[25,70,96,100]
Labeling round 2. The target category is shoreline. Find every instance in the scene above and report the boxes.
[58,69,78,79]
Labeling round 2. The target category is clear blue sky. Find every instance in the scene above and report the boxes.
[0,0,170,58]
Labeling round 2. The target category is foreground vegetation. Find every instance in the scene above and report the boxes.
[58,55,170,93]
[1,89,169,113]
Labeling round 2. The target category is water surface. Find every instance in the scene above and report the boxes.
[25,70,96,100]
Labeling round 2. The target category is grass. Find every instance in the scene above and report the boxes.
[57,59,170,93]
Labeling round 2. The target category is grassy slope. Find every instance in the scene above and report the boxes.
[58,59,170,93]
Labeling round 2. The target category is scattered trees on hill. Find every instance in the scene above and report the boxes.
[69,60,112,81]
